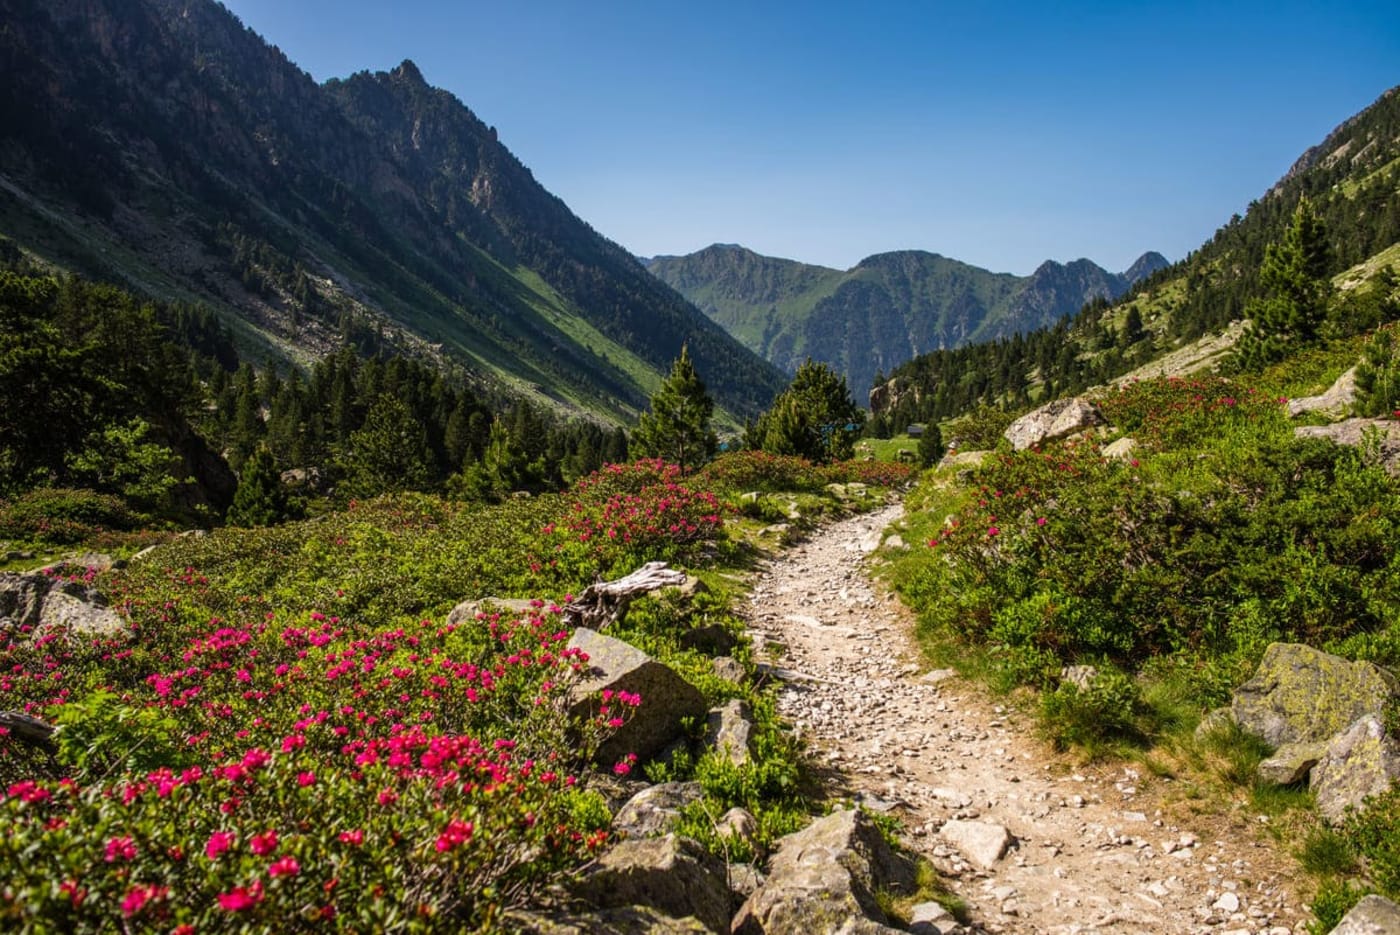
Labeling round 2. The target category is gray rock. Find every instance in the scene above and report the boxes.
[568,628,708,765]
[939,450,991,469]
[909,899,953,935]
[715,807,759,852]
[712,656,746,684]
[1060,665,1100,691]
[1286,366,1357,419]
[1312,715,1400,825]
[939,819,1012,869]
[506,905,713,934]
[613,782,703,838]
[726,863,765,900]
[733,809,914,935]
[1328,894,1400,934]
[0,572,125,644]
[570,834,731,933]
[1101,436,1138,460]
[1229,643,1398,747]
[1257,741,1328,785]
[1004,397,1105,451]
[1295,419,1400,475]
[706,699,755,766]
[445,596,538,627]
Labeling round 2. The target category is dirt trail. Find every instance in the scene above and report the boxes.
[744,502,1310,935]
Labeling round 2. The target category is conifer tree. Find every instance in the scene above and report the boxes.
[631,345,718,471]
[1234,197,1333,370]
[227,443,286,527]
[753,359,865,464]
[339,394,432,497]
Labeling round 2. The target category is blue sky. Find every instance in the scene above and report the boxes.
[222,0,1399,275]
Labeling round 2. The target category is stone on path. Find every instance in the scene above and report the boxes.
[939,819,1012,870]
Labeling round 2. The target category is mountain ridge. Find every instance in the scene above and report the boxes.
[645,243,1167,398]
[0,0,786,424]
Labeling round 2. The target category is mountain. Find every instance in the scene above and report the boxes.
[872,85,1400,431]
[646,244,1165,400]
[0,0,786,424]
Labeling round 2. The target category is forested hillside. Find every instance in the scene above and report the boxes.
[0,0,785,424]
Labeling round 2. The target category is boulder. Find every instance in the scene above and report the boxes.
[1101,436,1138,460]
[715,807,759,853]
[1328,894,1400,934]
[909,900,955,935]
[570,834,731,933]
[507,906,712,934]
[706,699,755,766]
[680,624,738,656]
[445,597,537,627]
[1286,366,1357,419]
[1311,715,1400,825]
[712,656,746,684]
[1229,643,1398,747]
[568,628,708,765]
[1003,398,1105,451]
[1257,741,1328,786]
[0,572,125,644]
[613,782,703,839]
[1060,665,1100,691]
[1295,419,1400,476]
[732,808,914,935]
[939,819,1013,870]
[727,863,765,900]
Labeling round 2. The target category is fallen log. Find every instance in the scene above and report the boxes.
[0,711,57,750]
[561,561,688,631]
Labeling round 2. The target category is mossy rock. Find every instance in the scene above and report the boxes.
[1229,643,1398,747]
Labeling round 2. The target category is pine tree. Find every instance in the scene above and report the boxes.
[631,345,718,471]
[338,393,432,497]
[753,359,865,464]
[917,422,946,468]
[1234,197,1333,371]
[227,444,286,527]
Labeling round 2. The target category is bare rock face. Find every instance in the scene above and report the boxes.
[1311,715,1400,825]
[1229,643,1398,747]
[1295,419,1400,475]
[613,782,703,839]
[706,699,756,766]
[567,628,708,765]
[1327,893,1400,934]
[570,834,732,934]
[1286,366,1357,419]
[732,809,914,935]
[1003,398,1105,451]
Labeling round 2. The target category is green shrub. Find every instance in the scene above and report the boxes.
[1037,669,1143,751]
[0,487,135,543]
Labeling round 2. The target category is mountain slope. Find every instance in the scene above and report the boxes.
[646,244,1166,400]
[0,0,785,424]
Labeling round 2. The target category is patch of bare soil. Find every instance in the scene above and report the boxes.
[745,503,1310,935]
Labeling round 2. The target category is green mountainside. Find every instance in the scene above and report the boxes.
[646,243,1166,398]
[873,85,1400,430]
[0,0,785,424]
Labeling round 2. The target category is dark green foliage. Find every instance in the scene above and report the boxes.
[0,488,135,544]
[1344,788,1400,901]
[339,394,433,497]
[916,423,945,468]
[1355,325,1400,416]
[1234,198,1334,370]
[1037,670,1144,751]
[751,359,865,464]
[631,345,718,471]
[226,445,288,527]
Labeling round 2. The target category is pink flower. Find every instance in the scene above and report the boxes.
[1036,517,1047,526]
[104,836,137,863]
[435,819,473,852]
[121,884,167,917]
[206,830,236,860]
[987,526,1000,537]
[338,829,364,846]
[268,856,300,877]
[297,772,316,787]
[249,830,278,856]
[217,883,263,912]
[377,789,398,807]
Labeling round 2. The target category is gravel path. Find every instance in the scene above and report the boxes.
[744,502,1310,935]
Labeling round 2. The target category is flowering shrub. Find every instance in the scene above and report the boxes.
[696,451,830,493]
[1097,376,1285,451]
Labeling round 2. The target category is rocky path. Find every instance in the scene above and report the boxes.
[744,502,1310,935]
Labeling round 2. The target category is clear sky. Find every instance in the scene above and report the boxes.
[220,0,1399,276]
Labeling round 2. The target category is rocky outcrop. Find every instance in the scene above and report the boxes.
[1295,419,1400,475]
[445,597,537,626]
[1328,894,1400,934]
[570,834,732,933]
[507,905,712,934]
[1229,644,1398,747]
[613,782,703,839]
[732,809,914,935]
[1286,366,1358,418]
[1311,715,1400,825]
[1257,742,1327,786]
[0,571,126,644]
[1003,398,1105,451]
[568,628,708,764]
